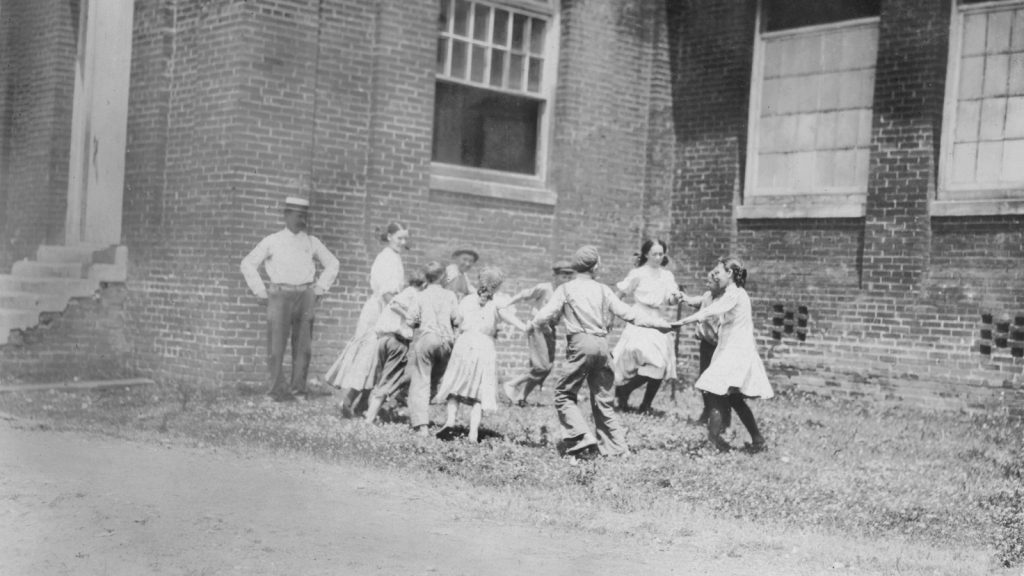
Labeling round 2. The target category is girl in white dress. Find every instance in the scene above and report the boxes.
[434,267,527,443]
[613,239,683,413]
[326,221,408,418]
[679,257,772,452]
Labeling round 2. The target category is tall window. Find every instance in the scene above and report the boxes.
[940,0,1024,203]
[742,0,880,218]
[432,0,558,202]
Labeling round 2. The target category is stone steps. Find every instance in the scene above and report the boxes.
[0,244,128,346]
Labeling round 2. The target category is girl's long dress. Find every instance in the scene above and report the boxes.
[432,293,506,412]
[325,247,404,390]
[612,266,678,382]
[693,284,773,399]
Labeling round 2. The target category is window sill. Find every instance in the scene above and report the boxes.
[931,198,1024,217]
[429,166,556,206]
[735,199,865,219]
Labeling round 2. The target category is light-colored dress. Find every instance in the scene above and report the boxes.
[612,266,679,382]
[325,247,404,390]
[433,293,510,411]
[691,284,773,399]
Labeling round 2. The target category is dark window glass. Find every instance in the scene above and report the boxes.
[432,81,540,175]
[764,0,880,31]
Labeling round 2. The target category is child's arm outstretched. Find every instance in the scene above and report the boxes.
[498,306,528,333]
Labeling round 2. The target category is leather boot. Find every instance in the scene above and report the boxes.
[707,408,731,452]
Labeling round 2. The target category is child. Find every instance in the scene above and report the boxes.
[679,269,728,426]
[363,269,428,424]
[678,257,772,452]
[434,267,527,443]
[405,261,461,436]
[531,245,677,459]
[502,259,576,406]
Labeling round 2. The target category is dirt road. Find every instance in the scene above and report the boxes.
[0,420,985,576]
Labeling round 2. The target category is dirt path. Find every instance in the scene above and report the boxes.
[0,420,987,576]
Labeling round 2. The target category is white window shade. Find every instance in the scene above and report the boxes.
[943,3,1024,194]
[748,20,878,200]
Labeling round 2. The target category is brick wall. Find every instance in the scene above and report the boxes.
[0,285,132,383]
[113,0,676,389]
[0,0,78,269]
[670,0,1024,415]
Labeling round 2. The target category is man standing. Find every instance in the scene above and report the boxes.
[443,248,478,300]
[240,196,339,402]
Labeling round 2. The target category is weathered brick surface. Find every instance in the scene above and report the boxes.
[0,0,78,269]
[0,285,133,383]
[670,0,1024,413]
[0,0,673,389]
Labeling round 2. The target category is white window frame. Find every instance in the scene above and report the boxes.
[935,0,1024,216]
[738,0,878,220]
[430,0,560,206]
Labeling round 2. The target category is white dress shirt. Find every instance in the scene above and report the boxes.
[240,228,340,298]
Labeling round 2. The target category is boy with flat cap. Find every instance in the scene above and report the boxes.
[531,245,677,459]
[443,248,478,300]
[241,196,340,402]
[502,259,576,406]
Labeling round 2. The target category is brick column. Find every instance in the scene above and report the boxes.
[667,0,757,284]
[862,0,950,295]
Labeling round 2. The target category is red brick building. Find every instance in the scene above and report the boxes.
[1,0,1022,415]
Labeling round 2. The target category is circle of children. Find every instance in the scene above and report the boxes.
[242,200,772,461]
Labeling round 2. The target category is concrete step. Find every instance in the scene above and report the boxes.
[88,263,127,283]
[11,260,85,279]
[0,291,70,312]
[0,308,40,332]
[36,244,110,264]
[0,275,97,298]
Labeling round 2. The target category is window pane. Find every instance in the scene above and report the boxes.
[962,13,987,56]
[527,57,543,92]
[493,9,509,46]
[952,143,978,183]
[980,98,1007,140]
[1010,53,1024,95]
[987,11,1012,54]
[530,18,546,54]
[432,81,541,175]
[453,0,471,37]
[1001,139,1024,181]
[490,49,506,87]
[956,100,981,142]
[1013,10,1024,51]
[451,40,469,79]
[959,56,984,100]
[763,0,880,32]
[439,0,452,33]
[509,53,525,90]
[984,54,1009,97]
[436,38,449,74]
[512,13,528,52]
[473,4,490,41]
[1006,97,1024,138]
[471,45,487,83]
[977,141,1003,182]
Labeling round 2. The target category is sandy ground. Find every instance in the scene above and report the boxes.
[0,419,993,576]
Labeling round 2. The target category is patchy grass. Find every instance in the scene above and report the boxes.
[1,380,1022,572]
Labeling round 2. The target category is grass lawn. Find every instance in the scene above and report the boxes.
[1,379,1022,574]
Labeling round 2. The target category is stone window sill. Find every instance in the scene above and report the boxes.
[429,164,556,206]
[931,199,1024,217]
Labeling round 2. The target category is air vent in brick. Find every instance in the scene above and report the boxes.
[979,313,1024,357]
[772,304,808,341]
